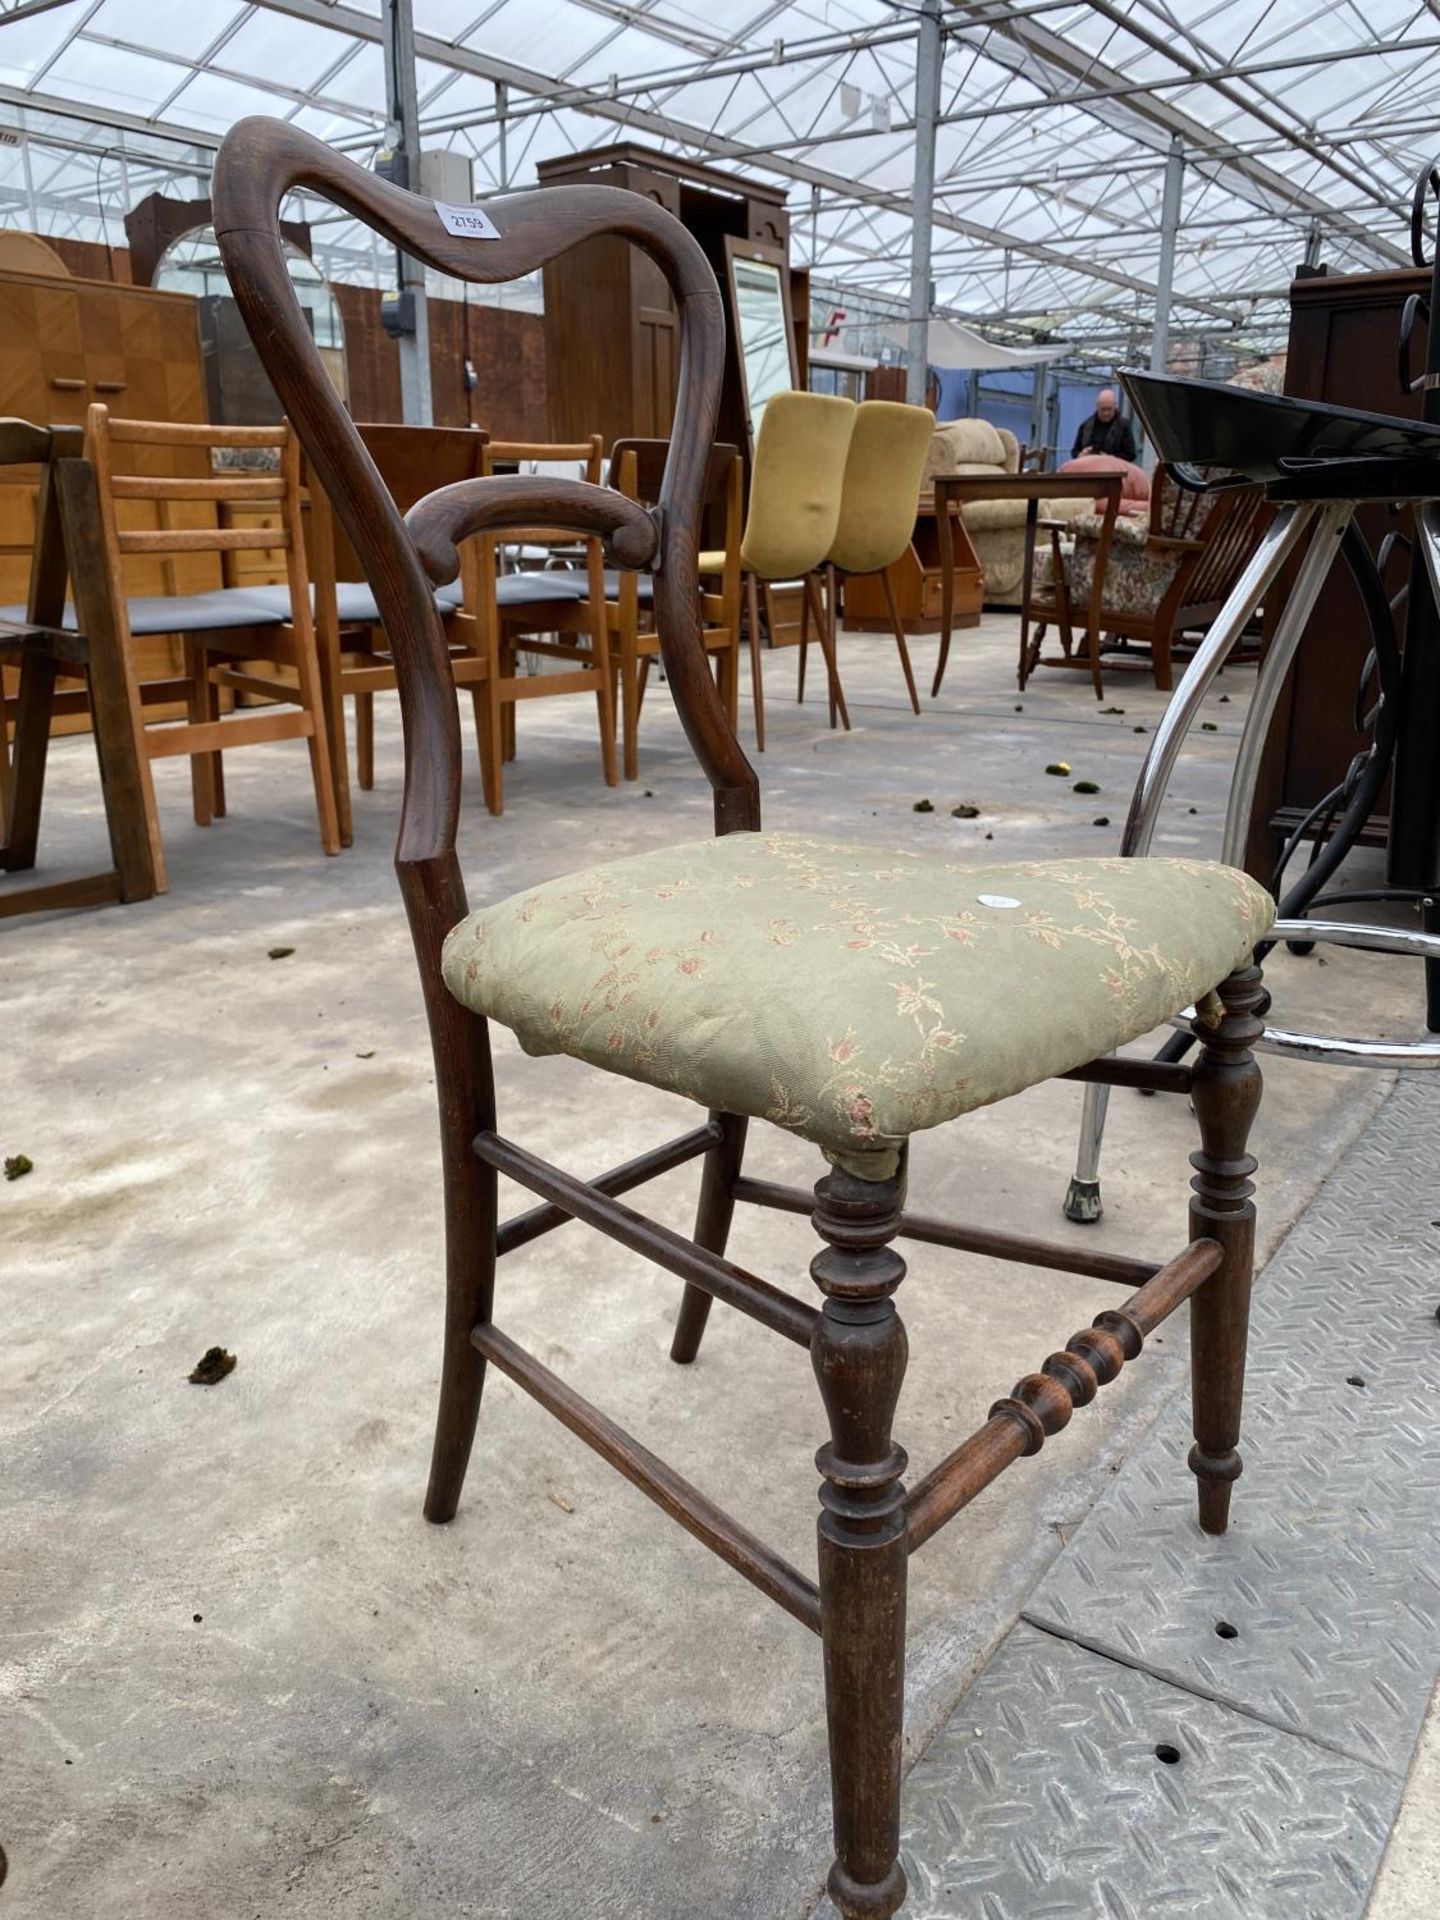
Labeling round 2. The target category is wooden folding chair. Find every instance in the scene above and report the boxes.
[0,420,157,916]
[218,120,1275,1920]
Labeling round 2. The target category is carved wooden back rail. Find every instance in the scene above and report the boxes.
[213,118,757,900]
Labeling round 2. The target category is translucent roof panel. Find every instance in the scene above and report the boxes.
[0,0,1434,359]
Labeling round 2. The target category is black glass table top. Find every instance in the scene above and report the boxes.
[1120,370,1440,495]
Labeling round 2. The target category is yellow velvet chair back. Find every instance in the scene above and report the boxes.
[738,390,856,582]
[826,400,935,576]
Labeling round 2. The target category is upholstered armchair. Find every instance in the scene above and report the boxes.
[1030,466,1273,691]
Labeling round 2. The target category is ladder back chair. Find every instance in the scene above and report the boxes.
[84,406,340,886]
[472,436,615,815]
[292,423,492,843]
[608,436,743,780]
[216,120,1275,1920]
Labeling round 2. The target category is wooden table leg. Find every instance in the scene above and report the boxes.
[932,482,954,699]
[1017,495,1039,691]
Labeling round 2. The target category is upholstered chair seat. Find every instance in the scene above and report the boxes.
[442,832,1273,1179]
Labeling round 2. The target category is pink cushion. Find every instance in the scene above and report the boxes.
[1059,454,1150,511]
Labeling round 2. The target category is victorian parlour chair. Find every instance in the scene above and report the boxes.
[216,121,1274,1920]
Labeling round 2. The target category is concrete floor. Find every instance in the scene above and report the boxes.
[1,616,1427,1917]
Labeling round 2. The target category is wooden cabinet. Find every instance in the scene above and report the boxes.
[538,143,794,458]
[0,267,209,729]
[0,267,204,452]
[1246,266,1424,878]
[843,503,984,635]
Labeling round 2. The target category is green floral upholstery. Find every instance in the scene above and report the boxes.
[442,833,1273,1180]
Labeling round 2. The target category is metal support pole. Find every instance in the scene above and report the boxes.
[905,0,943,408]
[382,0,433,425]
[1150,137,1184,379]
[1028,362,1047,461]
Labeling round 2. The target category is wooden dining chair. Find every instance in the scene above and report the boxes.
[83,405,340,886]
[702,390,856,749]
[608,437,743,780]
[818,400,936,719]
[469,436,615,816]
[217,119,1275,1920]
[288,424,492,844]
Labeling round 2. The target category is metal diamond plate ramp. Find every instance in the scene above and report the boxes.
[827,1623,1398,1920]
[1024,1075,1440,1777]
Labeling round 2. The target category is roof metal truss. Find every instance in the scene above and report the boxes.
[0,0,1429,354]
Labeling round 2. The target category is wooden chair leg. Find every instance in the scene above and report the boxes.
[670,1112,748,1363]
[796,574,809,703]
[1187,962,1264,1536]
[879,566,920,716]
[501,643,518,761]
[1152,624,1175,693]
[589,617,619,789]
[184,637,216,828]
[84,635,159,904]
[56,458,168,893]
[0,683,10,847]
[319,627,353,846]
[482,674,506,816]
[200,644,226,819]
[355,691,375,790]
[811,1161,909,1920]
[620,638,642,784]
[718,629,740,733]
[288,620,342,856]
[424,995,500,1524]
[1,648,56,872]
[745,573,765,751]
[806,570,851,732]
[467,686,491,794]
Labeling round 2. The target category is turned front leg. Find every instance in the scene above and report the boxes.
[811,1162,909,1920]
[1188,963,1264,1535]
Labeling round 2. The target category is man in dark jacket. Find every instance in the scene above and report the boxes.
[1071,387,1138,462]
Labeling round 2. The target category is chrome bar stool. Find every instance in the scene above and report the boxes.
[1066,366,1440,1222]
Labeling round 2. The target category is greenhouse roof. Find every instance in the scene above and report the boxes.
[0,0,1433,357]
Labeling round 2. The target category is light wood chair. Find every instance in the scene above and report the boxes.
[469,436,615,816]
[700,390,856,750]
[268,423,492,844]
[84,405,340,886]
[607,438,743,781]
[220,121,1274,1920]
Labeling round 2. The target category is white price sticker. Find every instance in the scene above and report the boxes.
[435,200,502,241]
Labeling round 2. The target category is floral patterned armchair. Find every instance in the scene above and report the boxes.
[1030,465,1272,691]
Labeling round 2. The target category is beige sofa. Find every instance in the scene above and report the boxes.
[921,419,1090,606]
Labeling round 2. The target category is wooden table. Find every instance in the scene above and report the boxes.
[930,470,1124,698]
